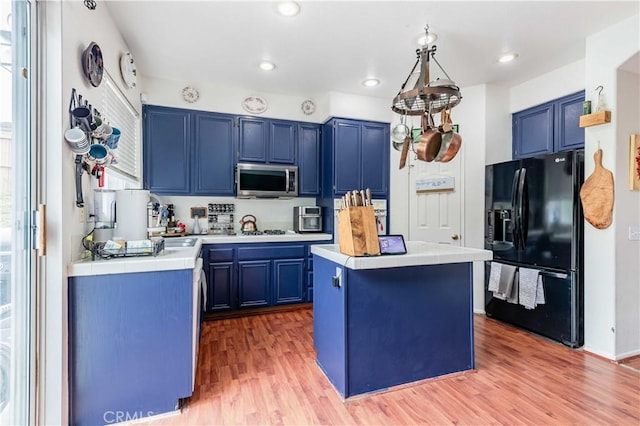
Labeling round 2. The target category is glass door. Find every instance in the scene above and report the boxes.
[0,0,35,424]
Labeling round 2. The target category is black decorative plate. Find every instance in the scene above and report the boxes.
[82,42,104,87]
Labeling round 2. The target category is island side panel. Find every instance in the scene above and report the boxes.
[68,269,193,426]
[313,256,348,396]
[346,262,474,397]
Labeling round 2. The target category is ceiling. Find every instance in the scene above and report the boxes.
[104,1,639,100]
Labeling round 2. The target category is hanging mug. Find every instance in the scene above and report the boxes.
[71,105,94,133]
[106,127,121,149]
[88,143,109,165]
[64,127,90,154]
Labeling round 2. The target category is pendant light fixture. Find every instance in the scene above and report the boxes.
[392,26,462,115]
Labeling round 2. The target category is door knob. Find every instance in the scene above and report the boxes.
[451,233,459,240]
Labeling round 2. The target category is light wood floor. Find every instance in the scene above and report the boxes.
[145,307,639,425]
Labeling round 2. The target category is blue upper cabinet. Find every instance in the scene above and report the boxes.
[143,105,236,196]
[238,117,296,164]
[555,91,585,152]
[269,120,296,164]
[512,103,554,159]
[297,123,321,196]
[334,120,362,194]
[193,112,236,195]
[238,117,268,162]
[143,106,191,194]
[323,118,390,197]
[512,90,585,159]
[361,122,389,196]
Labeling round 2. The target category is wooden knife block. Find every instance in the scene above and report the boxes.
[337,206,381,257]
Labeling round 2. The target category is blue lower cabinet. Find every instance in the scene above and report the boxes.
[273,259,305,304]
[238,260,271,307]
[203,242,313,312]
[68,269,193,426]
[208,262,235,311]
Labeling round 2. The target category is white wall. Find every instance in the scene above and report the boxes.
[584,14,639,359]
[614,65,640,358]
[485,84,511,165]
[456,85,489,312]
[510,59,585,113]
[42,1,142,424]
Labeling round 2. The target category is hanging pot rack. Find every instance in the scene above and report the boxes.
[391,27,462,116]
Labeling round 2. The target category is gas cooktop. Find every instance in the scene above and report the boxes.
[241,229,286,236]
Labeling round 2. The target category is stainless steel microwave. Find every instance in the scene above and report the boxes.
[236,163,298,198]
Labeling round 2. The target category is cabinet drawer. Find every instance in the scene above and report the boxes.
[206,247,234,262]
[237,244,306,260]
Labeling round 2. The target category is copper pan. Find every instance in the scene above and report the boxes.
[435,109,462,162]
[415,114,442,162]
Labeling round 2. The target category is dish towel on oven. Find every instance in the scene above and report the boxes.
[488,262,518,303]
[519,267,545,309]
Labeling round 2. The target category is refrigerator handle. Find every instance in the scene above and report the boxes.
[519,167,529,249]
[511,169,521,250]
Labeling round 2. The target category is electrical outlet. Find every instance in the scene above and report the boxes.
[78,206,85,223]
[629,226,640,241]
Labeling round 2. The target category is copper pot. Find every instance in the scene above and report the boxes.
[438,130,462,162]
[432,109,462,162]
[415,114,442,163]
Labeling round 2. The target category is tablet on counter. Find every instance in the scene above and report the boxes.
[378,234,407,255]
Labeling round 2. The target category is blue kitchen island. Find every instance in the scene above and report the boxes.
[311,241,492,398]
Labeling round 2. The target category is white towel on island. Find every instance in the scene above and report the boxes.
[518,267,545,309]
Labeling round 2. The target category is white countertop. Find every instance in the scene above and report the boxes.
[68,233,333,277]
[311,241,492,270]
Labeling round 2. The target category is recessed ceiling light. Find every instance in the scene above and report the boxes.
[498,52,518,63]
[259,61,276,71]
[362,78,380,87]
[277,1,300,17]
[417,32,438,46]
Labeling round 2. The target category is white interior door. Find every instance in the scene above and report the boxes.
[408,149,464,245]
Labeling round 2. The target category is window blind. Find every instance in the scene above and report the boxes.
[100,72,140,181]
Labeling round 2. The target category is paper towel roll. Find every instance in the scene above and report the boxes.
[115,189,150,241]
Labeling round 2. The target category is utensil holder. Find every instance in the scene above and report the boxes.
[337,206,380,257]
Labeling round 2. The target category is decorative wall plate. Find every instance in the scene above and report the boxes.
[182,86,200,103]
[301,99,316,115]
[82,42,104,87]
[120,51,137,88]
[242,95,268,114]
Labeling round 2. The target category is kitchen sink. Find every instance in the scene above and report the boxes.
[163,237,198,248]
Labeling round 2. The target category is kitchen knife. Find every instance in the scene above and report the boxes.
[366,188,372,207]
[345,191,351,207]
[360,190,367,207]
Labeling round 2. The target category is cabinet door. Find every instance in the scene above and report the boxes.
[555,91,585,152]
[238,260,270,307]
[238,117,268,162]
[333,120,361,195]
[512,103,554,159]
[193,112,236,195]
[273,259,305,305]
[208,262,235,311]
[269,120,296,164]
[143,106,190,194]
[361,122,389,196]
[298,123,321,196]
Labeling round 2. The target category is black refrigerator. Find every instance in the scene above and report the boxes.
[484,150,584,347]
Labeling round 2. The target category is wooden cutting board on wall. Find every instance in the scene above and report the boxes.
[580,149,614,229]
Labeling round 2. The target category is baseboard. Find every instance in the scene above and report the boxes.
[204,302,312,321]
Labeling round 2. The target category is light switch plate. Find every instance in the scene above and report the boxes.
[629,226,640,241]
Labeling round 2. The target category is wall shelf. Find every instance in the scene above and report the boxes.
[579,110,612,128]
